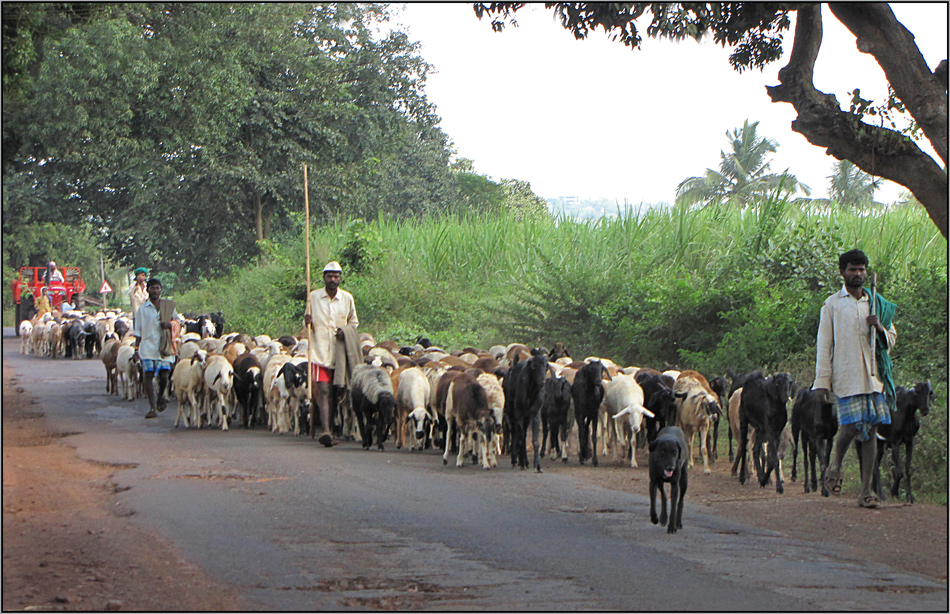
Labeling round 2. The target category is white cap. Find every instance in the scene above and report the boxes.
[49,261,56,266]
[323,261,342,273]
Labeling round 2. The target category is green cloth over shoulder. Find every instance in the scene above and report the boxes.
[874,292,897,412]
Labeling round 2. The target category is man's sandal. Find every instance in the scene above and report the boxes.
[824,469,843,496]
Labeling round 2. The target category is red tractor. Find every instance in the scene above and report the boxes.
[11,265,87,331]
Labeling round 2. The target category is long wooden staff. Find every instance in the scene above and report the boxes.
[869,272,877,376]
[304,164,314,437]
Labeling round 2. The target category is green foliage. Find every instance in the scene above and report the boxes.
[338,219,383,274]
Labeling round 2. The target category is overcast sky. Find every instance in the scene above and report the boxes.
[392,3,947,206]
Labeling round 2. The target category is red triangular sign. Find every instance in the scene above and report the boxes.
[99,280,113,293]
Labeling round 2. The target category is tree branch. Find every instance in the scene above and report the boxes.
[767,5,948,238]
[828,3,948,167]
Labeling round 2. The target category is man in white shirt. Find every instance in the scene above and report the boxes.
[303,261,358,447]
[813,249,897,508]
[129,267,149,321]
[133,278,178,419]
[44,260,65,285]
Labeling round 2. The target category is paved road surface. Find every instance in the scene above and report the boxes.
[4,330,946,610]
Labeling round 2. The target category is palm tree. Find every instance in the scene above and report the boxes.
[676,119,810,208]
[828,159,878,209]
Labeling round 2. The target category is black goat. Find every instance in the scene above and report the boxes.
[872,381,935,503]
[635,371,677,445]
[573,360,611,467]
[541,375,572,463]
[351,364,396,451]
[232,352,264,429]
[791,387,838,496]
[706,375,729,461]
[735,371,794,494]
[505,349,552,472]
[83,322,100,359]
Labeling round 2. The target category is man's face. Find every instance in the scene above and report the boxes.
[842,262,867,288]
[323,271,341,292]
[147,283,162,301]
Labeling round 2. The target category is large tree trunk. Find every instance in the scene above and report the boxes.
[766,5,948,238]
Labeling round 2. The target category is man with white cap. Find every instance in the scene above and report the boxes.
[303,261,358,446]
[44,260,65,285]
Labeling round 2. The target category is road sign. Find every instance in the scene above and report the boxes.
[99,280,113,294]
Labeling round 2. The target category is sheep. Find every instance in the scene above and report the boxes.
[100,338,121,396]
[19,320,33,354]
[203,355,235,431]
[395,367,432,451]
[262,354,293,433]
[171,350,208,428]
[116,345,141,402]
[476,371,505,465]
[444,371,496,469]
[603,374,655,467]
[350,364,397,451]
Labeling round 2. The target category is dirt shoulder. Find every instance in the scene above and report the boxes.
[2,364,250,612]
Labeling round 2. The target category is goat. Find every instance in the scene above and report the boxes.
[572,359,611,467]
[735,372,794,493]
[233,352,264,429]
[505,349,553,472]
[872,381,935,503]
[673,374,720,475]
[476,372,505,462]
[100,338,121,396]
[19,320,34,354]
[791,387,838,496]
[541,375,572,463]
[444,372,495,469]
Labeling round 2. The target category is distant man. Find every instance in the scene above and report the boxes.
[44,260,65,285]
[303,261,358,447]
[813,249,897,508]
[129,267,149,321]
[133,278,178,419]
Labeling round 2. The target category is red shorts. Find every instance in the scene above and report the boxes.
[312,364,334,383]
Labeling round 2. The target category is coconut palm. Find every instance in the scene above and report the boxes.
[828,159,878,209]
[676,119,810,208]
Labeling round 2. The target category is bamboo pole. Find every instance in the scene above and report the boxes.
[304,164,314,437]
[869,272,877,376]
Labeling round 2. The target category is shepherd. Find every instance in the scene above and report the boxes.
[812,249,897,508]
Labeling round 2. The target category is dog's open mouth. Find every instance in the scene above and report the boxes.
[664,469,674,478]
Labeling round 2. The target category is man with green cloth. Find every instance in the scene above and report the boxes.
[813,249,897,508]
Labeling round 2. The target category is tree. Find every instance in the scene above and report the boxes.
[473,3,949,237]
[3,3,462,282]
[828,159,877,209]
[676,119,808,207]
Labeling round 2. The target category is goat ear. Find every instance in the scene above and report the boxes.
[613,408,630,419]
[642,408,655,419]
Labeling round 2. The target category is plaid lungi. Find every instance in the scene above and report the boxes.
[141,357,175,375]
[835,392,890,441]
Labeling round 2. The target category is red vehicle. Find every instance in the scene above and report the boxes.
[11,265,87,330]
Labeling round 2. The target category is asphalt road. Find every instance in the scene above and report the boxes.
[3,330,946,611]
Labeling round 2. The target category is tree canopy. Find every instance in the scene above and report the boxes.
[474,2,948,237]
[2,3,551,284]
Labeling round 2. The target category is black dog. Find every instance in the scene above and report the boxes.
[649,426,689,534]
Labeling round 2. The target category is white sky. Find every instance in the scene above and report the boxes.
[392,3,948,206]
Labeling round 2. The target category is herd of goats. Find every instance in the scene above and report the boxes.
[18,306,936,509]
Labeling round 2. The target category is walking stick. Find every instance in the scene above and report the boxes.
[304,164,315,438]
[869,272,877,376]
